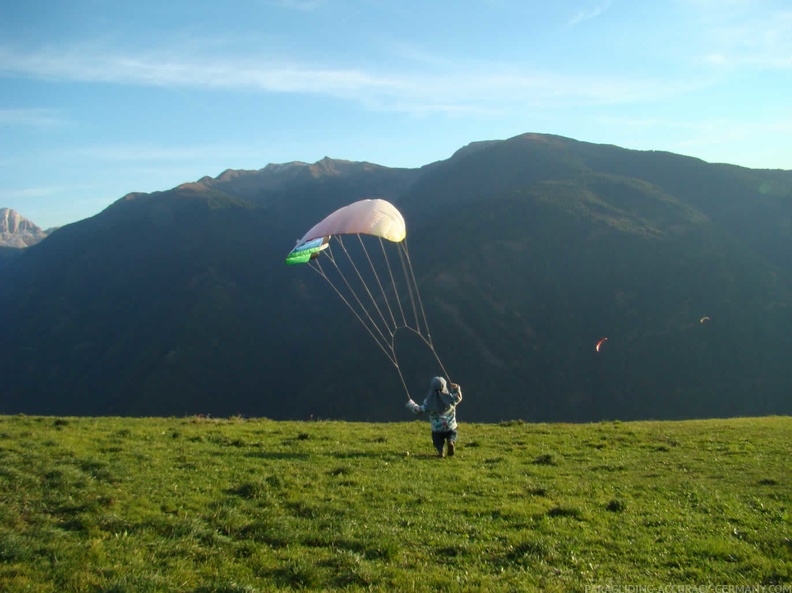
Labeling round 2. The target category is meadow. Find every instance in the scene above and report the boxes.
[0,414,789,592]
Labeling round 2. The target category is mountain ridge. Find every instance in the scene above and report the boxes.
[1,133,791,422]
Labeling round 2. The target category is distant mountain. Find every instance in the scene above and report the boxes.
[1,135,791,422]
[0,208,50,248]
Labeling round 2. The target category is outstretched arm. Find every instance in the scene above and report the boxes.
[405,399,424,415]
[450,383,463,404]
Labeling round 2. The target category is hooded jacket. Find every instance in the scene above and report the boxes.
[422,376,456,413]
[406,377,463,432]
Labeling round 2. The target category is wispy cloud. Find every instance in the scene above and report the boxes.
[1,187,60,200]
[0,184,99,201]
[69,144,247,163]
[258,0,326,10]
[0,42,701,115]
[569,0,611,26]
[594,113,792,168]
[674,117,792,145]
[703,51,792,69]
[0,108,68,128]
[0,45,400,97]
[62,143,286,172]
[684,2,792,70]
[599,113,792,135]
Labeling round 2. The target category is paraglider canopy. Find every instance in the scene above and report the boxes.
[286,199,406,265]
[595,337,608,352]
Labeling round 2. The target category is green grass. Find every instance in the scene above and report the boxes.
[0,415,789,592]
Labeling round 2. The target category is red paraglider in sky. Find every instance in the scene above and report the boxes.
[595,337,608,352]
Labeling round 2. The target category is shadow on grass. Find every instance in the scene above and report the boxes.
[242,452,310,460]
[407,453,453,460]
[330,451,449,461]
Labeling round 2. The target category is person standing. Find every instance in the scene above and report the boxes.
[406,376,463,458]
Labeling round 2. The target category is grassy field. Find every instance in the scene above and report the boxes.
[0,415,789,592]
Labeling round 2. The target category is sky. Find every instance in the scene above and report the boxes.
[2,0,791,229]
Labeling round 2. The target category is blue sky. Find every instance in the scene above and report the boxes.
[2,0,791,229]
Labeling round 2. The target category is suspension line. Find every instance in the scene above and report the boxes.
[304,234,455,395]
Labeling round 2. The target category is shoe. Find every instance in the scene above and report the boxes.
[447,441,455,457]
[437,450,445,458]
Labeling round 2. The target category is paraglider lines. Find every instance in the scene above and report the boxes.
[356,234,398,332]
[334,236,394,339]
[401,240,433,344]
[310,249,396,366]
[308,238,453,397]
[379,237,407,328]
[399,239,421,334]
[286,198,454,401]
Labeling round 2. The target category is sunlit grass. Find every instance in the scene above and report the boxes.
[0,415,789,592]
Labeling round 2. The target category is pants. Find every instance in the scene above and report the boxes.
[432,430,457,453]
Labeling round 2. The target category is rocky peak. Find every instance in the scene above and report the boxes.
[1,208,40,233]
[0,208,49,248]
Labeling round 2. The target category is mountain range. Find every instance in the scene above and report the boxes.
[1,133,791,422]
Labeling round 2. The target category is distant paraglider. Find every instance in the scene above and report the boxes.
[700,316,711,324]
[595,337,608,352]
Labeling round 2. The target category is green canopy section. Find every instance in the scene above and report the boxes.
[285,237,327,265]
